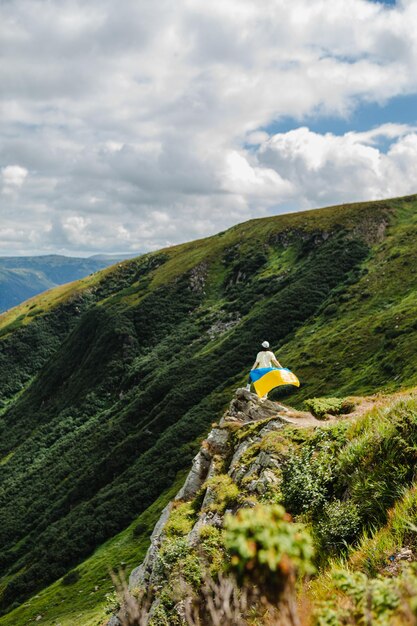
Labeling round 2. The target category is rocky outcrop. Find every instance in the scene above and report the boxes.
[101,389,292,626]
[106,389,296,624]
[129,502,174,589]
[188,262,208,294]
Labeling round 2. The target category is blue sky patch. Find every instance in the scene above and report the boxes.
[263,92,417,148]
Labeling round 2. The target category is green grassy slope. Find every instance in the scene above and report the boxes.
[0,472,185,626]
[140,390,417,625]
[1,195,417,618]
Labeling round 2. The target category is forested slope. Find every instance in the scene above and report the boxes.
[1,194,417,617]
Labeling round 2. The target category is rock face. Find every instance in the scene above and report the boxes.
[129,502,173,589]
[106,389,292,624]
[106,389,297,625]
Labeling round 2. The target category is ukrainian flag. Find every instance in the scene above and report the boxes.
[249,367,300,397]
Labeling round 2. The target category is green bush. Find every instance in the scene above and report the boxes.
[199,525,226,575]
[282,446,334,515]
[155,537,191,577]
[224,504,314,582]
[314,567,417,626]
[61,569,80,586]
[155,536,204,590]
[316,500,361,550]
[304,397,355,419]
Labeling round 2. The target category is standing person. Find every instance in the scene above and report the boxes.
[249,341,282,374]
[246,341,299,399]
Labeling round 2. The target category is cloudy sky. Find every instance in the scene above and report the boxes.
[1,0,417,256]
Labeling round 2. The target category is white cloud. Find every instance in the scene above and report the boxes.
[256,125,417,207]
[222,151,294,200]
[2,165,28,189]
[0,0,417,254]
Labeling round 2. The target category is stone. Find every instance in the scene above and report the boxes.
[126,387,296,611]
[188,511,223,546]
[188,263,208,293]
[129,502,173,589]
[227,389,287,424]
[175,449,211,501]
[206,427,230,455]
[258,419,284,438]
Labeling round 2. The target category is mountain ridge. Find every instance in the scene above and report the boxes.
[0,254,134,313]
[1,194,417,623]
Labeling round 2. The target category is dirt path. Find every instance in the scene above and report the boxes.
[273,388,417,428]
[273,393,394,428]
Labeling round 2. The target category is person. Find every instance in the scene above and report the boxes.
[246,341,282,397]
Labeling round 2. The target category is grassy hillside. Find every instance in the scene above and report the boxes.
[1,195,417,619]
[129,388,417,625]
[0,472,185,626]
[0,255,131,312]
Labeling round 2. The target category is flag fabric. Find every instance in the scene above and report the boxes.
[249,367,300,397]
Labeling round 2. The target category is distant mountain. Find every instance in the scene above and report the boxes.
[0,254,138,312]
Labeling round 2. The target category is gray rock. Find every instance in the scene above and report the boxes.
[207,316,241,340]
[206,427,230,455]
[189,263,208,293]
[175,450,211,501]
[244,467,281,496]
[127,387,293,605]
[227,389,286,423]
[200,484,217,512]
[129,502,173,589]
[258,419,284,438]
[175,598,193,620]
[106,616,121,626]
[187,511,223,546]
[228,437,257,478]
[261,468,281,487]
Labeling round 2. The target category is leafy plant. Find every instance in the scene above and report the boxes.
[314,567,417,626]
[224,503,315,598]
[316,500,361,550]
[282,446,334,515]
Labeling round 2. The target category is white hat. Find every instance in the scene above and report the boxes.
[262,341,270,348]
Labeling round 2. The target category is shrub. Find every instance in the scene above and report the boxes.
[316,500,361,550]
[155,537,191,578]
[282,447,333,515]
[314,567,415,626]
[199,525,226,575]
[61,569,80,586]
[179,552,204,588]
[155,536,205,591]
[304,397,355,419]
[224,503,314,601]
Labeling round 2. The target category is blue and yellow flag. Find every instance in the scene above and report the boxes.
[249,367,300,397]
